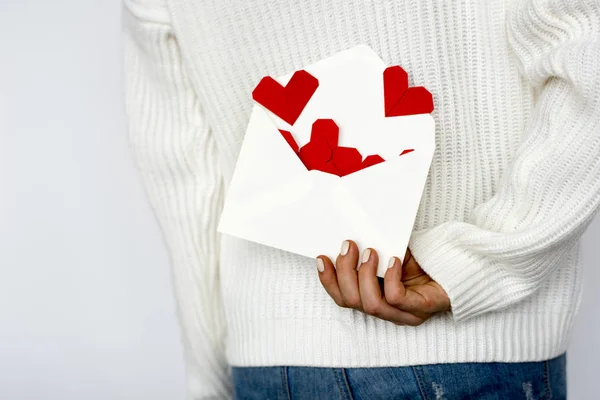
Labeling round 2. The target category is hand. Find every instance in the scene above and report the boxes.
[317,240,450,326]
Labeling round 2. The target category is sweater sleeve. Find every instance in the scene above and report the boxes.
[409,0,600,322]
[122,1,231,398]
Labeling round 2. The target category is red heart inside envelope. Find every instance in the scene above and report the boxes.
[282,120,414,177]
[254,67,431,177]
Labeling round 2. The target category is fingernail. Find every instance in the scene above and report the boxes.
[362,248,371,263]
[316,258,325,273]
[340,240,349,256]
[388,257,396,269]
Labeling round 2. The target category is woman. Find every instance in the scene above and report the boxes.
[122,0,599,398]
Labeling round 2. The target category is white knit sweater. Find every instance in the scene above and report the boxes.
[122,0,600,398]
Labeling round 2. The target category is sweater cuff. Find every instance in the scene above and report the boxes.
[408,223,519,322]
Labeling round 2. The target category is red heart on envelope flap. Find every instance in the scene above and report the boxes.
[390,87,434,117]
[384,66,408,115]
[252,70,319,125]
[384,66,434,117]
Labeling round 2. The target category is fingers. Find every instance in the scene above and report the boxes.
[335,240,362,309]
[384,257,448,315]
[384,256,424,312]
[316,240,361,309]
[384,256,406,307]
[316,256,346,307]
[357,248,381,314]
[317,242,446,326]
[400,248,428,284]
[358,250,425,326]
[358,249,424,326]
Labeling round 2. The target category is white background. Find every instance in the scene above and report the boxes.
[1,1,598,399]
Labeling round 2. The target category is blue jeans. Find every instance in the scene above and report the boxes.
[232,352,566,399]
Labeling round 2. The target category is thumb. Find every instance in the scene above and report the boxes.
[402,248,428,284]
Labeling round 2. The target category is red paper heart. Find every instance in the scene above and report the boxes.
[317,161,341,176]
[278,119,418,177]
[252,70,319,125]
[331,146,363,176]
[310,119,338,150]
[298,140,333,170]
[279,129,300,153]
[361,154,385,169]
[391,87,434,117]
[383,66,408,116]
[298,119,337,171]
[295,119,399,177]
[383,66,434,117]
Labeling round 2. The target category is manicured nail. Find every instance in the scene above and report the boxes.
[362,248,371,263]
[340,240,350,256]
[388,257,396,269]
[317,258,325,272]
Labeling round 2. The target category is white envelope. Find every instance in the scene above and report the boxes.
[218,45,435,277]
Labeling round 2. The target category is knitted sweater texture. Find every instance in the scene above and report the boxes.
[122,0,600,398]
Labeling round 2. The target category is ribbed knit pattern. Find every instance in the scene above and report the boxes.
[122,0,600,398]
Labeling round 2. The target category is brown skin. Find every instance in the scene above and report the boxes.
[317,241,451,326]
